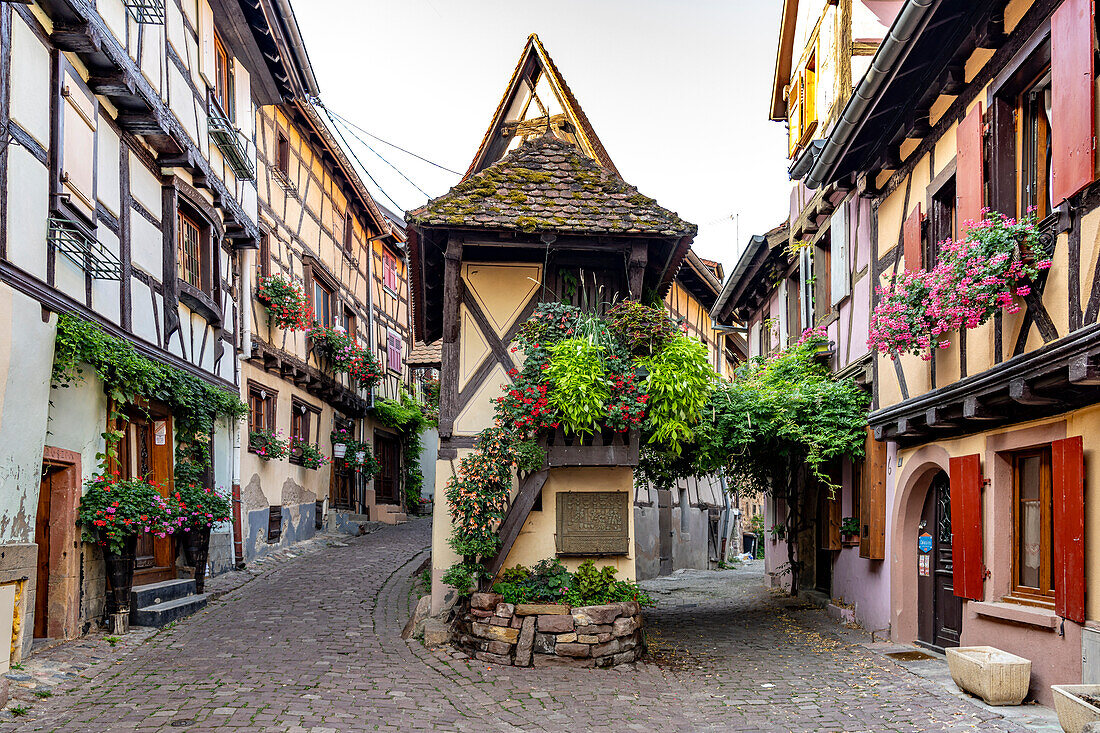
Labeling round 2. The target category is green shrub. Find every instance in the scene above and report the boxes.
[640,336,714,452]
[607,300,680,356]
[547,338,610,435]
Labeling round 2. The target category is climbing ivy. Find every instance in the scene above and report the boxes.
[371,394,429,512]
[52,313,247,481]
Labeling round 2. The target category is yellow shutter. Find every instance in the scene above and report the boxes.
[198,0,215,88]
[61,70,97,221]
[787,77,802,156]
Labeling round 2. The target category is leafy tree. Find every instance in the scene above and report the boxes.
[693,339,869,594]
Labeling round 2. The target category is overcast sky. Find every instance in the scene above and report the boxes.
[292,1,792,271]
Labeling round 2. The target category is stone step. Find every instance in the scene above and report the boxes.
[131,594,208,628]
[131,579,196,610]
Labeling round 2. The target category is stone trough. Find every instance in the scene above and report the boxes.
[453,592,645,668]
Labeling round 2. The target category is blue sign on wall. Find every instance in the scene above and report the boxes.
[918,533,934,553]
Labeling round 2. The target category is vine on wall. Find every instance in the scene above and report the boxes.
[52,313,247,480]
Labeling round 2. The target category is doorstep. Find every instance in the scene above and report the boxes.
[871,642,1061,731]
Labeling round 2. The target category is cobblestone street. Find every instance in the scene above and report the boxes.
[0,520,1058,732]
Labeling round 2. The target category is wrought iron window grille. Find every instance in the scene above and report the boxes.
[48,215,123,280]
[124,0,165,24]
[208,104,256,181]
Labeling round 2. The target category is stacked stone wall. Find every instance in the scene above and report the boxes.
[453,592,645,668]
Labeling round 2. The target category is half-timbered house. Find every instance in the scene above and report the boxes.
[796,0,1100,701]
[704,0,894,633]
[0,0,314,661]
[242,98,413,556]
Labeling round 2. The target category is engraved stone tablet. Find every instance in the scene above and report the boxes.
[555,491,629,556]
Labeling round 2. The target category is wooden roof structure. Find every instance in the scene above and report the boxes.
[464,34,620,179]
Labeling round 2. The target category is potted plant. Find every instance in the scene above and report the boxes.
[331,427,353,459]
[309,324,383,390]
[840,516,860,546]
[290,436,328,470]
[250,429,288,461]
[77,473,177,632]
[256,274,313,331]
[768,523,786,542]
[173,484,232,593]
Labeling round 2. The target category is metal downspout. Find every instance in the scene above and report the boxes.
[232,248,255,568]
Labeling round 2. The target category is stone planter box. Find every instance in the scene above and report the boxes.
[1052,684,1100,733]
[946,646,1031,706]
[453,593,645,668]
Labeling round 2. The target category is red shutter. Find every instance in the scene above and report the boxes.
[1051,0,1097,204]
[956,103,985,237]
[949,454,984,600]
[903,204,923,272]
[1053,436,1086,623]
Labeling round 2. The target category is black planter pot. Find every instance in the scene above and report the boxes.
[103,534,138,616]
[182,526,211,594]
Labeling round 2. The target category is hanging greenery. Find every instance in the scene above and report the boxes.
[249,429,289,460]
[309,324,383,390]
[52,314,247,483]
[371,394,429,512]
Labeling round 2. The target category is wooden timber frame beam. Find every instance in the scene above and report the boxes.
[481,469,550,589]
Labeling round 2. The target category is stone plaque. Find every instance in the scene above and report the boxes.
[555,491,629,556]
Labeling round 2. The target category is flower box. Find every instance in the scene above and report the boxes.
[946,646,1031,706]
[539,427,640,468]
[1052,684,1100,733]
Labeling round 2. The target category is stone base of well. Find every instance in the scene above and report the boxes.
[453,593,645,668]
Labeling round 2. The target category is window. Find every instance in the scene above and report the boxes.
[258,233,271,279]
[1012,447,1054,602]
[177,210,204,290]
[387,329,403,373]
[213,31,234,118]
[1019,69,1053,220]
[276,132,290,177]
[247,384,276,435]
[383,251,398,292]
[344,212,355,253]
[787,49,818,155]
[313,280,334,328]
[289,399,318,465]
[343,307,357,337]
[928,176,956,268]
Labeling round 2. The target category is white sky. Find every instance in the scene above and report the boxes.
[293,1,792,271]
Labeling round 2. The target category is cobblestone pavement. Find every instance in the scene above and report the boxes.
[0,519,1055,732]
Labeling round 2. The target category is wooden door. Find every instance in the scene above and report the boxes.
[374,433,400,505]
[34,470,53,639]
[918,472,962,649]
[119,409,176,585]
[658,489,673,576]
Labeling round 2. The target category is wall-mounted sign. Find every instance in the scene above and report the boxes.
[919,554,931,577]
[154,420,168,446]
[918,532,933,554]
[556,491,629,556]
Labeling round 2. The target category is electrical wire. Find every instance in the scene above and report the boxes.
[323,110,406,215]
[321,104,461,175]
[328,112,433,198]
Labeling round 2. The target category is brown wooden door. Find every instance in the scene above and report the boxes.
[120,409,176,585]
[34,470,53,639]
[917,472,962,650]
[374,433,400,504]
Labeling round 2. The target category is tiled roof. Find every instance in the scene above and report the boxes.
[406,340,441,366]
[408,135,696,237]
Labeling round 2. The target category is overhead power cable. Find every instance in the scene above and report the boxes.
[328,112,433,199]
[322,109,406,214]
[321,104,462,176]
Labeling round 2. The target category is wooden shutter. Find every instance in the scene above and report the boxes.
[60,70,97,222]
[1051,0,1097,204]
[788,77,803,156]
[903,204,922,272]
[949,454,984,601]
[776,279,790,346]
[198,0,216,87]
[830,201,850,305]
[1053,436,1086,622]
[956,104,984,237]
[233,58,251,130]
[799,247,813,328]
[859,427,886,560]
[387,330,399,372]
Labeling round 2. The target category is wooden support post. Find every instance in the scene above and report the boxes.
[438,236,463,438]
[482,470,550,587]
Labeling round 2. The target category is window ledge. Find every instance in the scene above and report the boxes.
[970,600,1060,630]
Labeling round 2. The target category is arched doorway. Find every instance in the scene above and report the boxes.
[916,471,962,650]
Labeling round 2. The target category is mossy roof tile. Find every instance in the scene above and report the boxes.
[408,135,696,237]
